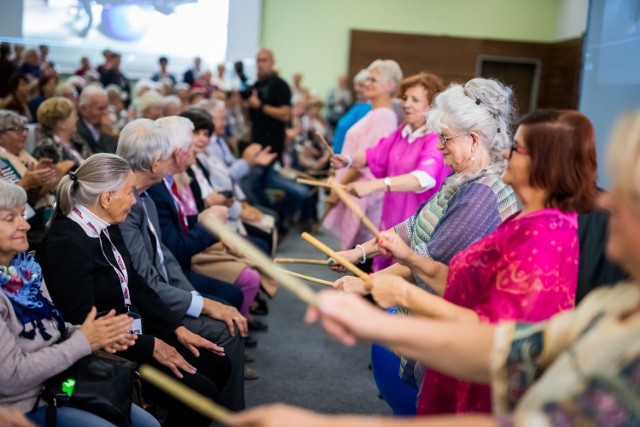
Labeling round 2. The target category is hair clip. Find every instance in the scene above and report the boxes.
[497,128,501,133]
[68,171,78,182]
[475,98,482,105]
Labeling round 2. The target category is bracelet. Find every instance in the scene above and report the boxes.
[355,244,367,264]
[345,154,353,169]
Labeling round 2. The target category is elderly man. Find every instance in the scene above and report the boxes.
[117,119,250,408]
[76,84,118,154]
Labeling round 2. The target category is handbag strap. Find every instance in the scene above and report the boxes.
[33,385,58,427]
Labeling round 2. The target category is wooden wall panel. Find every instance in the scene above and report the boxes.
[348,30,582,111]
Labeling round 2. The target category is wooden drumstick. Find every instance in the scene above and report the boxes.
[330,182,381,239]
[274,257,330,265]
[296,178,346,189]
[301,232,371,284]
[315,131,334,156]
[139,365,230,424]
[281,270,334,287]
[202,216,318,305]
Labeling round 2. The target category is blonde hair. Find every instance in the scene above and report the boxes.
[607,111,640,201]
[37,97,75,133]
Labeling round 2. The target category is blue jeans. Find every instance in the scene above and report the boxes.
[26,404,159,427]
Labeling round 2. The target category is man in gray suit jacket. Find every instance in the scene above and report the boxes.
[117,118,248,410]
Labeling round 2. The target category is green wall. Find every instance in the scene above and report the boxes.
[261,0,561,98]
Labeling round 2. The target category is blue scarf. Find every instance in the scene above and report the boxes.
[0,252,66,340]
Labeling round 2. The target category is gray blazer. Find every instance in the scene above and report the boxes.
[120,191,196,317]
[119,190,245,410]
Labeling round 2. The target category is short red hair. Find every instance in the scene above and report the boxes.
[518,109,597,213]
[397,72,446,106]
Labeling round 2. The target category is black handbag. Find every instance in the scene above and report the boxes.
[38,350,138,426]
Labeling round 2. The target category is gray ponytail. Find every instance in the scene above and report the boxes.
[56,153,131,216]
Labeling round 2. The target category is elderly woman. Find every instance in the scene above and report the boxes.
[329,78,517,413]
[33,96,92,170]
[372,109,596,415]
[227,111,640,427]
[0,109,57,244]
[0,180,158,427]
[323,60,402,254]
[331,72,450,271]
[38,154,232,427]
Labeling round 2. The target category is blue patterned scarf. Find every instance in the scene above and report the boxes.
[0,252,66,340]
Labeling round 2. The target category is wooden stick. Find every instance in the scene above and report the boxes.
[296,170,316,180]
[202,216,318,305]
[301,232,371,283]
[281,270,334,287]
[296,178,346,189]
[275,257,330,265]
[315,131,334,156]
[139,365,231,424]
[330,182,381,239]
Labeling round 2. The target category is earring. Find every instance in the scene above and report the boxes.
[470,156,475,164]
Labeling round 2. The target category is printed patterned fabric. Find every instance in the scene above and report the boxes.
[491,283,640,426]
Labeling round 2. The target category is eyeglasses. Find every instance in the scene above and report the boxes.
[4,127,27,134]
[438,134,467,145]
[365,76,382,84]
[509,141,528,159]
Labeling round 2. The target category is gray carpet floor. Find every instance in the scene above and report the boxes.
[244,227,392,416]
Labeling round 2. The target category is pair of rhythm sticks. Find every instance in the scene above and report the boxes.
[141,176,380,424]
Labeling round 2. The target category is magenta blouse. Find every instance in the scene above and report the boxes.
[418,208,579,416]
[366,124,450,270]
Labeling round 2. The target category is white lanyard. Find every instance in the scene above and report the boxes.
[69,207,131,307]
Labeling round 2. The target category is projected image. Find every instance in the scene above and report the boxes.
[23,0,228,61]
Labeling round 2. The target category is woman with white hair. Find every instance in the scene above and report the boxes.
[0,180,157,427]
[324,59,403,256]
[329,78,518,414]
[38,154,232,427]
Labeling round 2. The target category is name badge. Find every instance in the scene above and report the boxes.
[129,312,143,335]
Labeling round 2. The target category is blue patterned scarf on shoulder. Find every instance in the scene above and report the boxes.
[0,252,66,340]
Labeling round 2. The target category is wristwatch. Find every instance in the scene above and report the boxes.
[384,177,392,192]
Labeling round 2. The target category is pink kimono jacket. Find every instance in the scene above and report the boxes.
[417,208,579,415]
[366,124,450,271]
[323,107,397,250]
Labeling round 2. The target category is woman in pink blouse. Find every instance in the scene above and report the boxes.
[331,72,451,271]
[323,60,402,255]
[371,109,598,415]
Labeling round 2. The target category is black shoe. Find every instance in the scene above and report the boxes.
[245,336,258,348]
[250,297,269,316]
[244,351,255,363]
[248,319,269,332]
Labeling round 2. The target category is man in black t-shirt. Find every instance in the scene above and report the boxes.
[248,48,291,159]
[244,49,314,233]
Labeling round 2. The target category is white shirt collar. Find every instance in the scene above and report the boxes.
[67,204,110,238]
[401,123,428,143]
